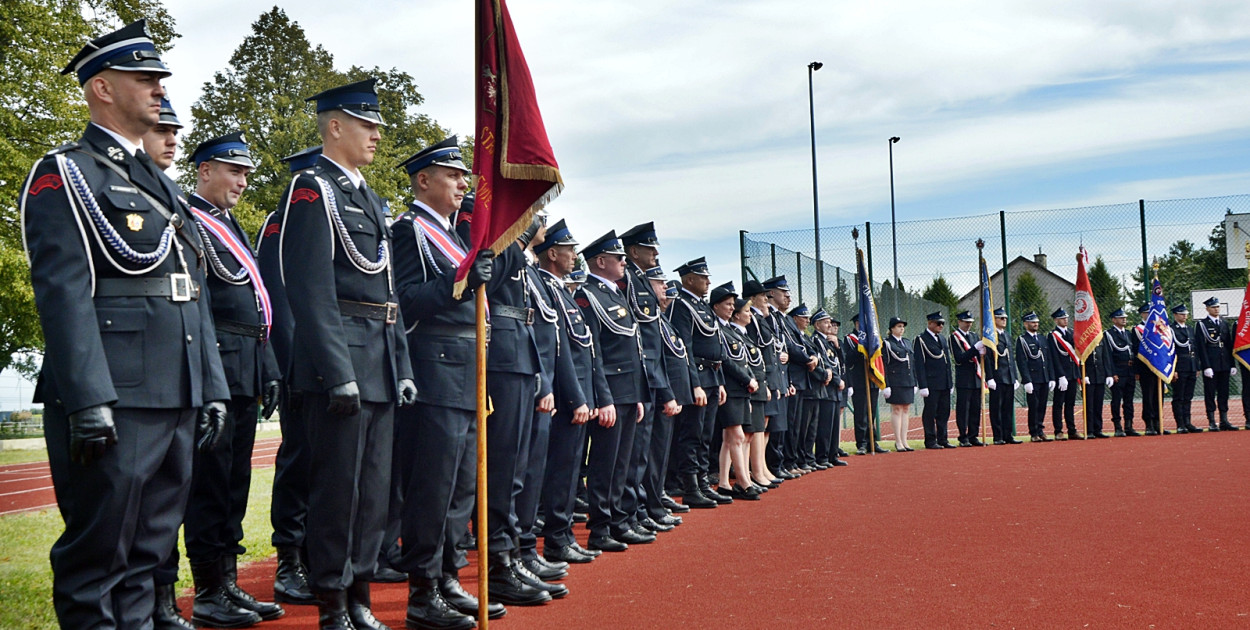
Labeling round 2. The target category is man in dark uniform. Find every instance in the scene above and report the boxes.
[846,314,889,454]
[1015,312,1054,442]
[790,305,823,470]
[811,311,847,467]
[645,272,693,524]
[390,138,501,628]
[986,308,1020,444]
[1133,304,1164,435]
[760,277,799,468]
[258,146,321,607]
[949,311,984,446]
[668,258,724,508]
[279,78,416,629]
[536,220,605,564]
[21,21,230,628]
[1170,305,1201,433]
[779,303,820,474]
[1104,309,1139,436]
[618,223,678,538]
[914,312,954,449]
[1082,328,1113,438]
[140,97,181,170]
[185,132,285,626]
[577,232,649,550]
[1195,296,1238,431]
[1046,308,1081,440]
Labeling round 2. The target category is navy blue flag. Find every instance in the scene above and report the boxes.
[979,255,998,352]
[1137,274,1176,382]
[855,247,885,388]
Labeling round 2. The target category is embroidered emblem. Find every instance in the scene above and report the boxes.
[126,213,144,231]
[290,188,320,204]
[29,173,63,196]
[263,223,281,238]
[107,146,125,161]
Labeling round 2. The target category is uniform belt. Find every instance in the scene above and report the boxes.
[95,275,199,302]
[215,319,266,340]
[338,299,399,324]
[696,358,722,370]
[491,304,534,325]
[413,324,481,340]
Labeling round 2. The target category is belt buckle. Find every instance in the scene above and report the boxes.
[385,302,398,325]
[169,273,193,302]
[525,308,534,326]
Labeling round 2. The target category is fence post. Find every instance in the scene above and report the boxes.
[1000,210,1011,342]
[1139,199,1149,303]
[770,243,777,278]
[739,230,748,288]
[835,266,841,318]
[795,251,804,304]
[865,221,874,287]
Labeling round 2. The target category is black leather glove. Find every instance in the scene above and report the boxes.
[397,378,417,407]
[466,250,495,289]
[261,380,281,420]
[196,401,228,453]
[67,404,117,465]
[516,213,543,247]
[327,381,361,416]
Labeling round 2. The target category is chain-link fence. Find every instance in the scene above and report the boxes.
[742,195,1250,429]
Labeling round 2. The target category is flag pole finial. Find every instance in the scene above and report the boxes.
[976,237,985,251]
[851,227,860,245]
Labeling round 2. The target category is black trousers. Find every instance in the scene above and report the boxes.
[642,399,675,519]
[921,388,951,445]
[185,395,259,563]
[673,394,718,477]
[1203,370,1230,414]
[586,403,639,538]
[621,396,657,525]
[1140,371,1161,432]
[799,395,822,466]
[1025,384,1049,437]
[954,387,982,441]
[1084,382,1106,434]
[851,385,882,449]
[783,395,816,469]
[1172,372,1196,427]
[541,406,589,548]
[988,383,1014,440]
[46,405,195,629]
[395,401,474,579]
[270,387,310,549]
[1110,375,1136,430]
[814,398,839,463]
[515,409,551,557]
[1050,382,1077,435]
[304,396,392,591]
[485,372,535,553]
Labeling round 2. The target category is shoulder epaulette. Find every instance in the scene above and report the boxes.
[47,142,80,156]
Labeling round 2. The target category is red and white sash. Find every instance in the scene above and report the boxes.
[1051,330,1080,366]
[191,208,272,333]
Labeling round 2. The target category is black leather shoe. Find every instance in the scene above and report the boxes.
[1006,438,1023,444]
[587,535,629,552]
[812,461,830,470]
[830,458,848,467]
[856,447,868,455]
[613,527,656,544]
[372,564,408,583]
[1186,424,1203,433]
[222,555,285,621]
[727,485,761,501]
[544,544,594,564]
[406,576,480,629]
[486,553,551,606]
[1037,435,1053,442]
[680,475,718,509]
[1124,429,1142,436]
[940,442,957,448]
[1114,429,1126,437]
[660,494,690,513]
[640,517,674,532]
[315,590,354,630]
[437,574,506,620]
[837,448,851,457]
[153,582,195,630]
[958,440,971,447]
[653,513,683,526]
[700,484,733,505]
[512,560,569,599]
[274,546,316,605]
[1220,423,1239,431]
[968,438,984,446]
[532,554,568,573]
[347,581,391,630]
[570,541,601,557]
[518,554,567,581]
[190,560,263,629]
[993,439,1006,445]
[1068,432,1083,440]
[873,444,891,453]
[1145,429,1159,436]
[574,497,590,513]
[572,512,588,523]
[1092,432,1109,438]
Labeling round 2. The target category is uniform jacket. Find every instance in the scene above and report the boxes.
[529,262,581,406]
[1014,331,1053,385]
[1194,317,1233,372]
[484,243,541,377]
[1171,321,1197,374]
[1083,339,1113,382]
[278,155,412,403]
[719,323,756,399]
[189,194,279,398]
[882,335,916,389]
[1045,327,1081,381]
[987,330,1014,384]
[657,312,696,406]
[747,307,786,394]
[391,204,477,411]
[577,275,646,405]
[780,314,815,392]
[668,289,724,388]
[255,211,293,374]
[625,260,669,391]
[812,332,844,402]
[744,326,771,403]
[950,327,983,390]
[539,268,604,410]
[912,329,952,391]
[845,330,870,390]
[1102,327,1136,377]
[21,124,228,413]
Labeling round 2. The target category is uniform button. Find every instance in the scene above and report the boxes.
[439,353,445,358]
[104,319,112,327]
[186,334,193,343]
[129,202,136,208]
[358,223,364,229]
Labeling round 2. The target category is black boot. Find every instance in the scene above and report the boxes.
[190,560,262,629]
[404,576,477,629]
[346,581,390,630]
[274,545,316,605]
[1219,410,1238,431]
[438,574,506,620]
[1208,411,1219,431]
[222,555,285,620]
[153,583,194,630]
[486,552,550,606]
[679,474,716,509]
[511,557,568,599]
[698,477,732,505]
[315,590,355,630]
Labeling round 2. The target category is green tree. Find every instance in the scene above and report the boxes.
[181,7,454,239]
[833,274,852,321]
[0,0,178,373]
[1011,272,1052,333]
[921,274,959,314]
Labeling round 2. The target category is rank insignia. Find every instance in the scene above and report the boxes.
[644,307,651,315]
[107,146,125,161]
[126,213,143,231]
[617,307,627,318]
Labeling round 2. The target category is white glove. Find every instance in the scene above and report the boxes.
[1083,376,1090,385]
[882,387,892,399]
[1024,382,1034,395]
[919,388,930,398]
[1233,367,1239,376]
[1105,377,1114,388]
[1048,381,1055,392]
[1204,368,1214,378]
[974,340,985,350]
[1058,376,1068,391]
[846,387,853,398]
[987,379,997,391]
[913,386,919,395]
[1014,381,1020,390]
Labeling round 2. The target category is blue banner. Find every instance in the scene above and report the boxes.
[979,255,998,352]
[856,247,886,388]
[1137,276,1176,382]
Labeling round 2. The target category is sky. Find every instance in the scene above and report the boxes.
[6,0,1250,409]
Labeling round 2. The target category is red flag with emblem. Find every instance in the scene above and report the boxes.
[1073,246,1103,363]
[457,0,563,298]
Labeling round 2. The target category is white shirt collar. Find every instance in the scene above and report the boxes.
[682,287,703,301]
[731,322,746,333]
[717,317,730,327]
[92,123,140,156]
[928,329,941,341]
[191,193,229,216]
[322,155,366,189]
[1114,326,1125,332]
[411,200,451,231]
[588,272,620,294]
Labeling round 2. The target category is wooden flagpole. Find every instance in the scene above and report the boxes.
[1080,363,1088,439]
[475,286,490,626]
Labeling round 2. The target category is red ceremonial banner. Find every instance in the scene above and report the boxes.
[457,0,563,298]
[1233,277,1250,370]
[1073,246,1103,363]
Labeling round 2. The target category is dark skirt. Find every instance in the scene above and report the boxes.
[717,396,749,429]
[742,399,766,434]
[762,394,784,418]
[885,384,914,405]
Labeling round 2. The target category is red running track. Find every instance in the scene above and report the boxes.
[0,436,282,516]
